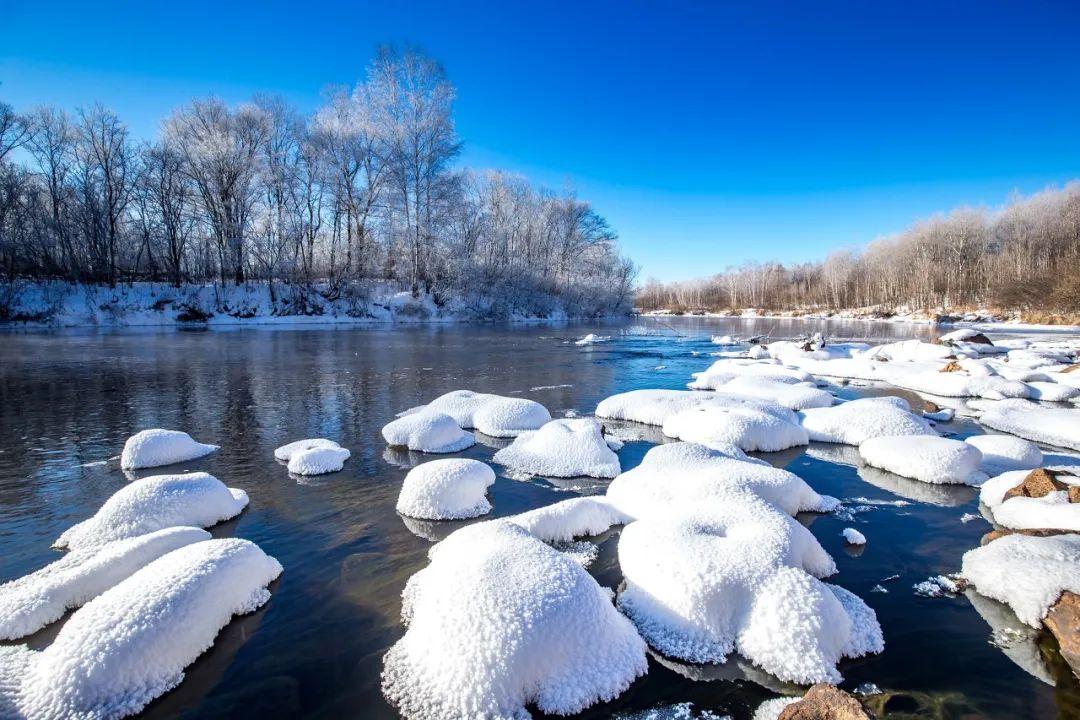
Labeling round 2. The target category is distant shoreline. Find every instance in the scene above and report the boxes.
[636,308,1080,332]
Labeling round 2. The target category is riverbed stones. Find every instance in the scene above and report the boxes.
[777,684,874,720]
[1045,591,1080,680]
[1003,468,1077,502]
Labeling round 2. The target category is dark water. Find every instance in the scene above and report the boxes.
[0,317,1075,719]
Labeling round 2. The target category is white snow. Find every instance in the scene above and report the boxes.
[506,496,630,543]
[617,498,882,683]
[395,459,496,520]
[596,389,730,426]
[54,472,249,550]
[662,400,809,453]
[472,397,552,438]
[0,527,211,640]
[120,429,218,470]
[842,528,867,545]
[965,435,1043,475]
[273,438,342,461]
[858,435,987,485]
[753,697,800,720]
[492,418,621,478]
[287,446,351,475]
[712,375,834,410]
[688,359,813,390]
[979,470,1080,531]
[799,397,936,445]
[400,390,497,427]
[575,333,610,345]
[962,533,1080,626]
[381,412,476,453]
[0,538,282,720]
[381,520,647,719]
[977,399,1080,451]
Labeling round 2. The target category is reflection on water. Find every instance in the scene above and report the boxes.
[0,317,1076,719]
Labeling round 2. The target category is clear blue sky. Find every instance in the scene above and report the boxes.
[3,0,1079,281]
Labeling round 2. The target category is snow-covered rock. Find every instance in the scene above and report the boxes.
[506,496,630,543]
[400,390,497,427]
[979,470,1080,531]
[472,397,552,438]
[712,375,835,411]
[841,528,867,545]
[382,521,647,719]
[962,534,1080,627]
[381,412,476,453]
[799,397,935,445]
[0,527,211,640]
[1028,381,1080,402]
[858,435,987,485]
[273,438,342,461]
[492,418,620,478]
[596,389,727,426]
[977,399,1080,451]
[662,400,809,453]
[287,446,351,475]
[575,333,610,346]
[606,442,838,519]
[54,472,249,550]
[688,359,813,390]
[965,435,1043,475]
[0,539,282,720]
[617,499,882,683]
[120,429,218,470]
[396,459,496,520]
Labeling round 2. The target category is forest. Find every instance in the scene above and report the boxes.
[0,47,637,321]
[638,183,1080,321]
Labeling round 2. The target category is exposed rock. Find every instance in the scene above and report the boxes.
[1003,468,1077,501]
[1063,364,1080,375]
[778,684,874,720]
[922,400,941,414]
[966,332,994,346]
[980,527,1075,545]
[1045,591,1080,680]
[939,360,963,373]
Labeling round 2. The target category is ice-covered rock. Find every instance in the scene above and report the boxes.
[596,389,730,426]
[799,397,935,445]
[662,400,809,453]
[965,435,1043,475]
[977,399,1080,451]
[381,412,476,453]
[54,472,249,550]
[493,418,620,478]
[841,528,867,545]
[273,438,342,461]
[381,520,647,719]
[858,435,987,485]
[396,459,496,520]
[0,538,282,720]
[400,390,497,427]
[980,469,1080,531]
[287,446,351,475]
[962,533,1080,627]
[575,333,610,346]
[0,527,211,640]
[472,397,552,437]
[120,429,218,470]
[712,375,834,411]
[617,499,882,683]
[688,359,813,390]
[506,496,630,543]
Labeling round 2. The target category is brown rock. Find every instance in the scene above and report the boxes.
[1063,364,1080,374]
[940,360,963,373]
[966,332,994,345]
[922,400,941,413]
[1071,486,1080,504]
[1045,591,1080,680]
[778,684,875,720]
[1003,468,1069,500]
[980,527,1075,545]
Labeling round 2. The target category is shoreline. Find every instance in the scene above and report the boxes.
[638,309,1080,333]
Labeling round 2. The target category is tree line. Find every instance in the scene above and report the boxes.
[0,47,636,318]
[638,183,1080,318]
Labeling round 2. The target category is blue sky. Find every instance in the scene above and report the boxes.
[3,0,1079,281]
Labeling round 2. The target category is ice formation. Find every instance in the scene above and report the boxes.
[965,435,1043,475]
[287,446,351,475]
[575,333,610,346]
[0,527,210,640]
[395,459,496,520]
[799,397,935,445]
[858,435,987,485]
[120,429,218,470]
[977,399,1080,451]
[381,412,475,453]
[492,418,621,478]
[979,470,1080,531]
[273,438,342,461]
[841,528,867,545]
[662,401,809,453]
[0,539,282,720]
[381,521,647,719]
[962,533,1080,626]
[54,472,249,550]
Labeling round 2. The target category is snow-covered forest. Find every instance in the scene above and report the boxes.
[639,183,1080,320]
[0,48,636,322]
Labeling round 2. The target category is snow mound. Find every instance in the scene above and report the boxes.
[617,500,881,683]
[715,375,834,411]
[493,418,620,478]
[0,527,210,640]
[396,459,496,520]
[0,538,282,720]
[842,528,867,545]
[1028,381,1080,402]
[799,397,935,445]
[858,435,987,485]
[979,470,1080,531]
[120,429,218,470]
[575,333,610,346]
[54,472,249,550]
[754,697,800,720]
[978,399,1080,451]
[401,390,497,427]
[506,496,630,543]
[381,412,475,453]
[287,446,351,475]
[662,400,809,453]
[606,442,838,519]
[596,389,743,426]
[273,438,342,461]
[381,520,647,719]
[962,533,1080,627]
[965,435,1043,475]
[688,359,813,390]
[472,397,552,438]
